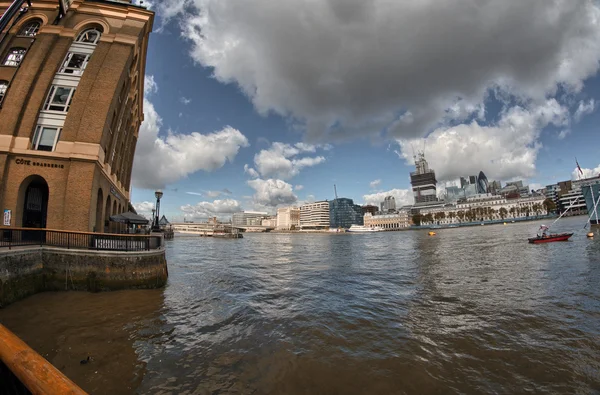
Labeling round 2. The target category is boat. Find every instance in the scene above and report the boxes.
[528,225,572,244]
[347,225,384,232]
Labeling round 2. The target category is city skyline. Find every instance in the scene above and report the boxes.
[130,1,600,222]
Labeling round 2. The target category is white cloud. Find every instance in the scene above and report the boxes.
[144,75,157,95]
[572,164,600,180]
[244,164,260,178]
[180,198,241,219]
[161,0,600,142]
[186,192,203,196]
[247,178,297,207]
[132,201,155,218]
[574,99,596,122]
[557,129,571,140]
[369,179,381,189]
[253,142,326,180]
[180,97,192,105]
[294,184,304,191]
[132,76,250,189]
[362,189,414,208]
[397,100,569,182]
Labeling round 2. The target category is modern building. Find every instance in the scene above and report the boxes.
[488,180,501,195]
[477,171,489,194]
[276,207,300,230]
[410,152,438,204]
[232,211,268,227]
[361,205,379,216]
[0,0,154,232]
[469,175,477,185]
[364,211,410,230]
[460,177,468,188]
[557,175,600,216]
[329,197,363,228]
[381,195,396,212]
[582,183,600,225]
[300,201,330,229]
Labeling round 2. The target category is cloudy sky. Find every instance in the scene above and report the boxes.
[131,0,600,221]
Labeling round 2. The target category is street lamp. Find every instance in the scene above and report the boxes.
[154,190,163,230]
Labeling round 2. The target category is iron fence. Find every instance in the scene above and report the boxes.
[0,227,162,251]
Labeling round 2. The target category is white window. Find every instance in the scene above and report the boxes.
[76,28,102,44]
[3,48,26,67]
[0,80,7,103]
[43,86,75,112]
[19,21,41,37]
[59,52,90,75]
[31,126,61,151]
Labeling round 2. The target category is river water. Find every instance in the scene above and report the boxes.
[1,217,600,394]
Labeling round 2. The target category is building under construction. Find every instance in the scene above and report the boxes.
[410,152,438,204]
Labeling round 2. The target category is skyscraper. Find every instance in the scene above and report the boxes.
[410,152,438,204]
[477,171,489,194]
[381,196,396,212]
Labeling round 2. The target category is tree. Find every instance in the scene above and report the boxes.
[448,211,456,223]
[457,210,465,223]
[532,203,542,217]
[412,213,422,226]
[509,207,516,218]
[499,207,508,220]
[424,213,434,224]
[543,198,556,213]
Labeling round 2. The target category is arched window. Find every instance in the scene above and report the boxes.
[3,48,26,67]
[76,28,102,44]
[19,20,41,37]
[0,80,8,103]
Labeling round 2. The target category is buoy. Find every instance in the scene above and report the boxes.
[503,222,507,225]
[587,232,594,238]
[428,231,436,236]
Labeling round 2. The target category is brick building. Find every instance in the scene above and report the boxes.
[0,0,153,232]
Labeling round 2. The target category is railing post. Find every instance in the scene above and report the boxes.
[67,232,70,249]
[125,236,128,252]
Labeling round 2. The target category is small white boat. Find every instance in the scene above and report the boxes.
[347,225,384,232]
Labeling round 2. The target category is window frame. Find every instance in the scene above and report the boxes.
[58,52,91,75]
[31,125,62,152]
[18,20,41,37]
[3,47,27,67]
[0,80,8,104]
[76,28,102,45]
[42,85,76,113]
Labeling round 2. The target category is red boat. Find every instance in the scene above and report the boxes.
[528,232,573,244]
[528,225,573,244]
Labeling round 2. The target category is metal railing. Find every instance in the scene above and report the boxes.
[0,227,162,252]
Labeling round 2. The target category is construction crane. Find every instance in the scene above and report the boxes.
[334,184,338,200]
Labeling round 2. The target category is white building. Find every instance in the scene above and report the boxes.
[300,201,330,229]
[277,207,300,230]
[418,194,547,225]
[381,196,396,212]
[364,211,410,230]
[261,217,277,228]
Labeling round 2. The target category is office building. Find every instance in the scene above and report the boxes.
[329,198,363,228]
[364,211,410,230]
[276,207,300,230]
[300,201,330,229]
[582,183,600,225]
[0,0,153,232]
[381,196,396,212]
[232,211,268,226]
[361,205,379,216]
[477,171,489,194]
[410,152,438,204]
[469,175,477,185]
[460,177,468,188]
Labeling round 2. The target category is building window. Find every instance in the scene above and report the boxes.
[76,28,102,44]
[43,86,75,112]
[59,52,91,75]
[19,21,41,37]
[0,80,7,103]
[31,126,61,151]
[3,48,26,67]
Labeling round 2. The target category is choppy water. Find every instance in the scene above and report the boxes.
[2,217,600,394]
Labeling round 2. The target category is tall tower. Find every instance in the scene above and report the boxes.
[410,152,438,204]
[0,0,153,232]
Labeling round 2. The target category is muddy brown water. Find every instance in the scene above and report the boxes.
[1,217,600,394]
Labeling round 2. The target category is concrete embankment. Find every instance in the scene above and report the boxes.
[0,247,167,307]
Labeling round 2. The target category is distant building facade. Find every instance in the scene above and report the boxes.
[361,205,379,216]
[381,196,396,212]
[364,211,410,230]
[0,0,154,232]
[329,198,363,228]
[276,207,300,230]
[300,201,330,229]
[261,217,277,228]
[232,211,268,226]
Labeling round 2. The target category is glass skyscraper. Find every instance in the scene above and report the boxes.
[329,198,363,228]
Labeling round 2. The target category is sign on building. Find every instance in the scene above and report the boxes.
[3,209,11,226]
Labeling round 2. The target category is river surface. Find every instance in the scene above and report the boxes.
[1,217,600,394]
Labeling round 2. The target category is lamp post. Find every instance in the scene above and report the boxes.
[154,190,163,230]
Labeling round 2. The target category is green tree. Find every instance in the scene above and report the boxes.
[543,198,556,213]
[412,213,422,226]
[448,211,456,223]
[457,210,465,223]
[499,207,508,220]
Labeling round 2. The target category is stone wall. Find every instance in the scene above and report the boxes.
[0,247,167,307]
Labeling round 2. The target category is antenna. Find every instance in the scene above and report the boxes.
[334,184,338,200]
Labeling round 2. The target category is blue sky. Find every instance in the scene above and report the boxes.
[130,0,600,221]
